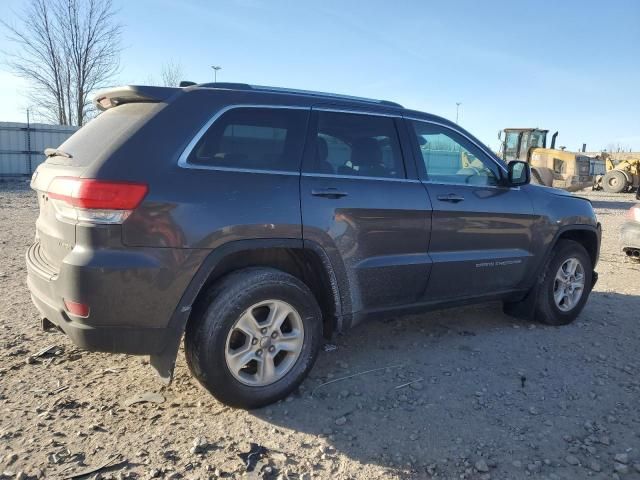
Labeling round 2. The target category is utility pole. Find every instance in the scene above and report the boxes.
[26,107,32,174]
[455,102,462,124]
[211,65,222,83]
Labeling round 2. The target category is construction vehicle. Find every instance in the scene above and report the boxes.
[499,128,592,191]
[592,152,640,193]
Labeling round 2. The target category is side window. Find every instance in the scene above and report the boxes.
[530,130,546,148]
[411,121,499,186]
[504,131,520,161]
[307,111,405,179]
[187,107,308,172]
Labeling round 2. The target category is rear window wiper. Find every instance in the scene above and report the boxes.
[44,148,73,159]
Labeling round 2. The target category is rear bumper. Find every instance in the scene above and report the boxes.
[28,282,170,354]
[621,220,640,252]
[25,242,204,355]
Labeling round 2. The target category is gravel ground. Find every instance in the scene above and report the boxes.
[1,180,639,480]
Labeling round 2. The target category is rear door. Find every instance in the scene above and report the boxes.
[168,105,310,248]
[406,118,536,301]
[300,107,432,316]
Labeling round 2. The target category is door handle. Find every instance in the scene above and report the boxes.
[437,193,465,203]
[311,188,349,199]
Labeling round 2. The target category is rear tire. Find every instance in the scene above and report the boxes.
[185,267,322,409]
[534,240,593,326]
[603,170,627,193]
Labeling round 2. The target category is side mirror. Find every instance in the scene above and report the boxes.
[498,130,502,140]
[507,160,530,186]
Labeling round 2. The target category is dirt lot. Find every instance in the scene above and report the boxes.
[1,181,639,480]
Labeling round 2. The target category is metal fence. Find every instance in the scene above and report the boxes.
[0,122,78,176]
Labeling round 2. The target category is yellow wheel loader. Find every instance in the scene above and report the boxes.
[499,128,592,191]
[592,153,640,193]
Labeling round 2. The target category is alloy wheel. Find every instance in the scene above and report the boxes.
[224,300,304,386]
[553,257,585,312]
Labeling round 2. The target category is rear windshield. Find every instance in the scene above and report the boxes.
[50,103,161,166]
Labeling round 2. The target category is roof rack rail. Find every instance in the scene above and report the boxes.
[196,82,253,90]
[195,82,403,108]
[250,85,403,108]
[379,100,404,108]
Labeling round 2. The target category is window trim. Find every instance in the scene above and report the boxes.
[177,104,310,173]
[304,107,408,180]
[301,172,420,183]
[313,106,401,118]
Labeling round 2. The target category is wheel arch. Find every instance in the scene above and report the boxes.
[535,224,600,286]
[530,167,545,185]
[555,226,600,269]
[150,238,344,382]
[530,166,553,187]
[504,224,600,321]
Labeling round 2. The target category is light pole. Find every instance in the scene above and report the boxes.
[26,106,32,174]
[455,102,462,124]
[211,65,222,83]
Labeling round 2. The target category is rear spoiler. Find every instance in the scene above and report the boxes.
[93,85,180,111]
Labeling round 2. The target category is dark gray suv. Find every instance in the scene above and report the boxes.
[26,83,601,408]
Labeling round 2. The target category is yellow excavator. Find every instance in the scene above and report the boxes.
[592,152,640,193]
[499,128,592,191]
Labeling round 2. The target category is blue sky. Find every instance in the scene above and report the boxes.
[1,0,638,151]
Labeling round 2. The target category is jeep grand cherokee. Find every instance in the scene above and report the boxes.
[27,83,601,408]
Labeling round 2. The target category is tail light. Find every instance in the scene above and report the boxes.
[627,206,640,223]
[47,177,148,224]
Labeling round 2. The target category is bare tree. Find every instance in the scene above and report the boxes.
[160,60,184,87]
[2,0,122,126]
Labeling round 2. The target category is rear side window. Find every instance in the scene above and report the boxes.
[307,111,405,179]
[187,107,308,172]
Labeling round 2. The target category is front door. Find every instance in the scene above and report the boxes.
[300,108,432,316]
[407,119,536,301]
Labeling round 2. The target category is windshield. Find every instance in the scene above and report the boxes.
[530,130,547,148]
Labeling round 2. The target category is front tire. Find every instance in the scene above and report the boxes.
[534,240,593,326]
[185,267,322,409]
[603,170,627,193]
